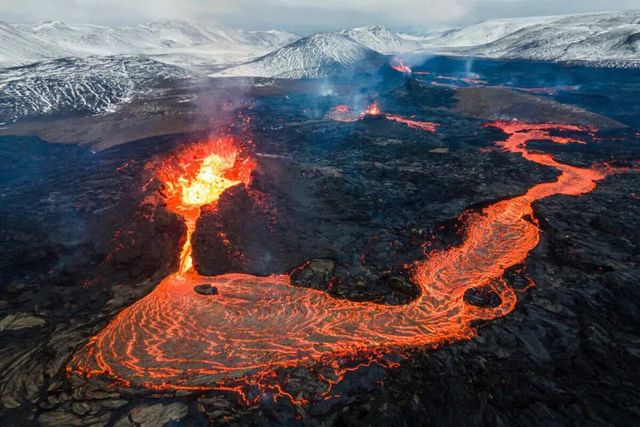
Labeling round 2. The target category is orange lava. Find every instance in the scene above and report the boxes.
[385,114,438,132]
[391,58,412,74]
[153,137,254,273]
[70,121,628,402]
[361,102,438,132]
[364,101,382,116]
[327,102,437,133]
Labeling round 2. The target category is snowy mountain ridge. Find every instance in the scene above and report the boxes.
[1,20,300,69]
[215,26,421,79]
[419,11,640,66]
[2,12,640,72]
[1,11,638,123]
[0,56,191,124]
[0,22,75,68]
[341,26,419,54]
[217,32,384,79]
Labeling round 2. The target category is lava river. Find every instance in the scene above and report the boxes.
[327,102,438,132]
[70,122,629,401]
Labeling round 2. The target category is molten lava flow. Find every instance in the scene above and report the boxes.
[391,58,412,74]
[70,122,633,403]
[360,102,438,132]
[326,101,437,132]
[153,137,254,273]
[384,114,438,132]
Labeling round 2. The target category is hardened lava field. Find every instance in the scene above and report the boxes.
[70,114,633,405]
[1,59,640,426]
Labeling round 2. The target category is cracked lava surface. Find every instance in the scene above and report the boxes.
[69,121,627,402]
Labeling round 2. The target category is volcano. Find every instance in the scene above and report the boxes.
[218,33,384,78]
[1,41,640,427]
[68,116,634,406]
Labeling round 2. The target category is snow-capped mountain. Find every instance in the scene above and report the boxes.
[2,20,299,70]
[0,22,75,68]
[218,32,384,79]
[419,16,561,48]
[0,56,191,124]
[341,26,419,54]
[17,20,299,55]
[0,20,299,124]
[420,11,640,66]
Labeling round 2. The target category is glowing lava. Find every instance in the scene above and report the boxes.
[391,58,412,74]
[70,122,632,402]
[326,101,437,132]
[151,137,254,273]
[384,114,438,132]
[361,102,438,132]
[364,101,382,116]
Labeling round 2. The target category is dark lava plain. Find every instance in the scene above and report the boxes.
[1,57,639,426]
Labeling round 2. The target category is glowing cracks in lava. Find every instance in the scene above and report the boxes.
[69,122,635,405]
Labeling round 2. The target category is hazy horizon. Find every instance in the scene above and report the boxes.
[0,1,638,34]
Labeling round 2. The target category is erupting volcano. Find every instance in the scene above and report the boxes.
[68,119,633,404]
[391,58,412,74]
[364,101,382,116]
[153,137,255,274]
[362,102,438,132]
[327,102,438,132]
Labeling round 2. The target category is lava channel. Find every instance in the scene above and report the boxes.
[70,122,631,402]
[327,102,438,132]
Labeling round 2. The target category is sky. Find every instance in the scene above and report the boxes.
[0,0,638,33]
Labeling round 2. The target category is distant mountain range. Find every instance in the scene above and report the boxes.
[2,11,639,75]
[0,56,191,124]
[0,20,298,70]
[217,29,396,79]
[0,11,638,124]
[419,11,640,67]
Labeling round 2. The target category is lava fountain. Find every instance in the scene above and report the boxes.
[363,102,438,132]
[70,122,631,402]
[153,137,255,274]
[364,101,382,116]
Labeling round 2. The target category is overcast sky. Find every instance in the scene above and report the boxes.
[0,0,638,33]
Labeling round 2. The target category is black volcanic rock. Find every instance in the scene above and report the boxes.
[464,285,502,308]
[191,116,555,306]
[193,284,219,296]
[290,259,335,291]
[94,196,185,283]
[2,60,640,427]
[453,87,626,129]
